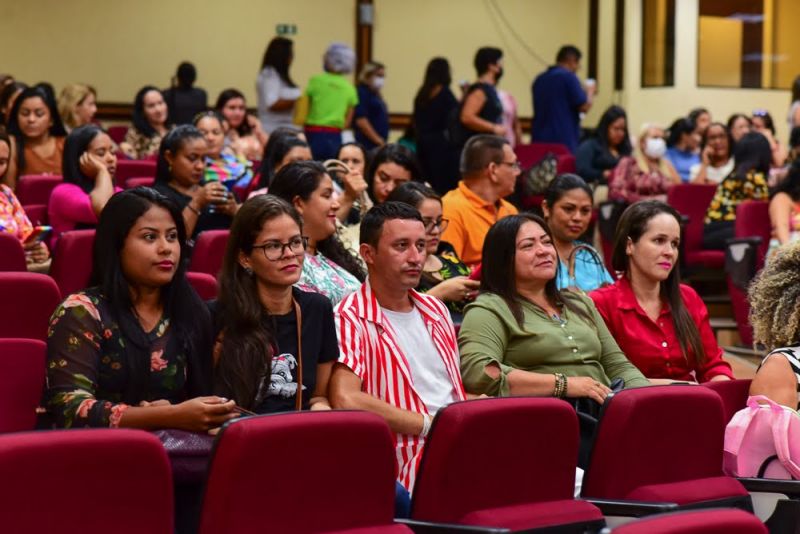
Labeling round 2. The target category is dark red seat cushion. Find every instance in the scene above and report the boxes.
[625,476,749,505]
[460,499,603,531]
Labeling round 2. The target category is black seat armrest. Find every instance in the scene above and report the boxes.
[397,518,511,533]
[583,498,679,517]
[738,477,800,499]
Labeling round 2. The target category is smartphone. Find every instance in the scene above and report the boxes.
[24,225,52,245]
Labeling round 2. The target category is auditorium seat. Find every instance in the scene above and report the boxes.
[582,386,752,514]
[704,379,751,424]
[0,272,61,341]
[50,230,95,297]
[22,203,47,225]
[186,271,218,300]
[411,397,605,532]
[609,508,766,533]
[200,411,412,534]
[666,184,722,270]
[0,232,27,271]
[115,160,157,188]
[0,429,173,533]
[189,230,229,279]
[15,174,62,206]
[125,176,155,189]
[107,125,128,145]
[0,339,46,433]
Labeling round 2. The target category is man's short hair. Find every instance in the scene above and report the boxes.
[460,134,509,176]
[474,47,503,76]
[556,45,582,63]
[360,201,424,247]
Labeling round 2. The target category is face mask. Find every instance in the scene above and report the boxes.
[371,76,385,90]
[495,67,504,83]
[644,137,666,159]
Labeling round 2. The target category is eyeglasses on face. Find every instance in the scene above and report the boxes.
[421,217,449,233]
[252,236,309,261]
[496,160,521,170]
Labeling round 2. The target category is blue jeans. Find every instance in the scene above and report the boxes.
[305,129,342,161]
[395,481,411,518]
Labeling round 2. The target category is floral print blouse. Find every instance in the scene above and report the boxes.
[417,242,471,315]
[45,289,188,428]
[0,184,33,241]
[123,127,165,160]
[705,171,769,223]
[296,251,361,306]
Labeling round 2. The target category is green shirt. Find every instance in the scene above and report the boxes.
[305,72,359,129]
[458,292,649,396]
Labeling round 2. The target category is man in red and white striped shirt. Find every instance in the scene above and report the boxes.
[330,202,466,493]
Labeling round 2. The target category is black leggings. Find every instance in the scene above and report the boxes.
[703,221,735,250]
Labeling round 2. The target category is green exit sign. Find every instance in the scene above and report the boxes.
[276,24,297,36]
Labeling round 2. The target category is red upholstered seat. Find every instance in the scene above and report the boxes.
[0,272,61,340]
[610,508,766,533]
[704,379,752,424]
[667,183,722,269]
[0,338,46,432]
[684,249,724,269]
[107,125,128,145]
[0,232,26,271]
[412,397,604,531]
[200,411,406,534]
[21,203,47,225]
[125,176,155,189]
[186,271,218,300]
[15,174,62,205]
[189,230,229,279]
[582,386,751,510]
[115,159,157,188]
[50,229,95,297]
[0,429,173,533]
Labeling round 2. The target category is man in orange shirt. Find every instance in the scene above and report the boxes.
[441,134,520,267]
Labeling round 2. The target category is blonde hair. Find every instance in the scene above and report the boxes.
[358,61,385,84]
[749,241,800,349]
[58,83,96,129]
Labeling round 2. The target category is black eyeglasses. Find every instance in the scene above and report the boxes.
[497,160,521,170]
[252,236,309,261]
[422,217,449,233]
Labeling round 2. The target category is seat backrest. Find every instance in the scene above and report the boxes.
[667,184,717,253]
[514,143,572,168]
[189,230,230,278]
[704,379,752,424]
[0,429,173,533]
[15,174,63,206]
[735,201,770,270]
[0,339,46,432]
[50,229,96,297]
[200,411,397,534]
[125,176,155,189]
[115,160,157,188]
[21,203,47,225]
[187,271,218,300]
[0,232,27,271]
[611,508,767,534]
[582,385,726,499]
[0,272,61,340]
[412,397,579,523]
[107,125,128,145]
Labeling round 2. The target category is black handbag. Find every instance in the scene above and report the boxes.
[153,429,215,484]
[567,377,625,469]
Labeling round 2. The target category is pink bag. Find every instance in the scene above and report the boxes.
[723,395,800,479]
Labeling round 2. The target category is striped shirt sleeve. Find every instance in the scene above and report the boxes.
[335,307,365,380]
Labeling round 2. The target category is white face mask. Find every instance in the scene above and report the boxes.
[371,76,385,90]
[644,137,667,159]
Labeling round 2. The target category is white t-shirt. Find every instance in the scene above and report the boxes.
[689,157,734,184]
[256,67,302,133]
[382,306,459,415]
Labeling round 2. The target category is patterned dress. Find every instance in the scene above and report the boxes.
[417,242,471,315]
[0,184,33,241]
[705,171,769,223]
[296,252,361,306]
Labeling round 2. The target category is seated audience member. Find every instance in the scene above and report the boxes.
[269,161,365,304]
[152,125,238,239]
[767,161,800,259]
[689,107,711,135]
[330,202,467,493]
[665,117,701,182]
[5,85,68,188]
[216,88,268,161]
[459,213,648,400]
[250,130,312,195]
[690,122,734,184]
[213,195,336,413]
[575,105,632,195]
[58,83,97,132]
[704,132,771,250]
[337,142,367,176]
[366,143,422,207]
[46,187,236,429]
[749,242,800,410]
[120,86,170,160]
[330,142,369,223]
[256,37,301,134]
[0,130,49,270]
[590,201,733,383]
[542,174,613,291]
[387,182,478,320]
[609,123,680,203]
[752,109,788,168]
[727,113,752,143]
[163,62,207,126]
[354,61,389,150]
[194,111,252,189]
[303,42,358,161]
[49,125,120,241]
[441,134,519,267]
[0,81,26,125]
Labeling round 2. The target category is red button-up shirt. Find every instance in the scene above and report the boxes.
[589,277,733,382]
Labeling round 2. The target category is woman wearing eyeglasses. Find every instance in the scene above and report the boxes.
[269,161,366,305]
[387,182,479,321]
[213,195,338,413]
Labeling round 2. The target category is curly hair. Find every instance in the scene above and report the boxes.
[749,241,800,349]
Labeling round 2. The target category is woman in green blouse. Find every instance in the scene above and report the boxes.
[459,213,648,401]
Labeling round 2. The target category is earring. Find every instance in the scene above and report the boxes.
[244,266,253,276]
[168,164,173,173]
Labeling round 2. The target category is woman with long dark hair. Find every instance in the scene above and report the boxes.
[590,200,733,383]
[727,113,752,143]
[269,161,365,304]
[751,109,788,168]
[365,143,422,205]
[257,37,301,133]
[213,195,337,413]
[575,105,632,192]
[690,122,734,184]
[45,187,236,429]
[194,111,253,190]
[665,117,701,182]
[255,130,312,191]
[215,88,268,161]
[120,86,170,160]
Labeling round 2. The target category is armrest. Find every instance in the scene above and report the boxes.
[725,236,763,248]
[583,498,679,517]
[397,519,510,533]
[738,477,800,499]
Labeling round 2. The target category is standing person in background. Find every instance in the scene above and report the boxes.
[215,88,268,161]
[665,117,701,183]
[788,76,800,131]
[727,113,752,143]
[413,57,459,194]
[455,47,505,149]
[354,61,389,151]
[531,45,594,153]
[256,37,301,134]
[303,43,358,161]
[120,86,170,160]
[163,62,207,126]
[58,84,97,132]
[575,105,632,197]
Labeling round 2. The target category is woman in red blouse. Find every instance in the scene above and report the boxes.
[590,200,733,383]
